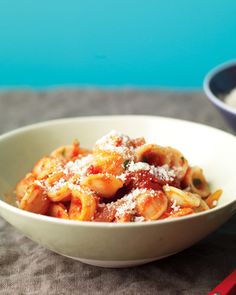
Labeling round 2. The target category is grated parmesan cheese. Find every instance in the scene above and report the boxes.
[95,130,135,160]
[48,178,67,193]
[171,199,180,212]
[164,183,170,191]
[212,200,218,207]
[128,161,150,172]
[115,200,136,218]
[122,161,176,182]
[34,155,95,194]
[117,173,127,182]
[68,182,94,196]
[63,155,94,177]
[114,188,149,219]
[134,216,145,222]
[34,179,45,188]
[95,130,130,146]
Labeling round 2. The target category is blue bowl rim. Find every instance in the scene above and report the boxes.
[204,59,236,116]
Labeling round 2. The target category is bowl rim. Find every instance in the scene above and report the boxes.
[0,115,236,228]
[204,59,236,116]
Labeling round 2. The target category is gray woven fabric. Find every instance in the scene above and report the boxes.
[0,89,235,295]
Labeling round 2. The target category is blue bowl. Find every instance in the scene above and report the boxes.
[204,60,236,132]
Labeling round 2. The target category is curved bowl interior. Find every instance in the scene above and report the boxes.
[208,63,236,98]
[204,61,236,131]
[0,116,236,266]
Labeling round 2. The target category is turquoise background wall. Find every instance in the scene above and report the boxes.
[0,0,236,89]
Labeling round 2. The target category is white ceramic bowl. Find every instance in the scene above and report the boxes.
[0,116,236,268]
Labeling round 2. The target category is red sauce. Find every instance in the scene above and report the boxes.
[72,198,82,209]
[94,205,116,222]
[131,137,145,148]
[170,178,181,189]
[115,138,123,147]
[87,165,102,175]
[72,141,80,158]
[57,210,63,218]
[125,170,162,191]
[125,170,180,190]
[159,212,171,219]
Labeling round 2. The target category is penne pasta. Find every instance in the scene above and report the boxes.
[205,189,222,208]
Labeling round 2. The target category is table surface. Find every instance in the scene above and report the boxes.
[0,89,235,295]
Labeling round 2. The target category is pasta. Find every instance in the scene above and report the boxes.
[15,130,222,222]
[48,203,69,219]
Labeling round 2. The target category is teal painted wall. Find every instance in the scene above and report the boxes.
[0,0,236,88]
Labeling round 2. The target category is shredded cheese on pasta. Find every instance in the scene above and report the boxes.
[15,130,222,222]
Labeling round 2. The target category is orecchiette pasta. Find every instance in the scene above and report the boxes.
[163,185,201,208]
[19,184,50,214]
[135,190,168,220]
[48,203,69,219]
[47,183,71,203]
[194,199,209,213]
[168,208,194,218]
[46,171,71,202]
[16,130,222,222]
[16,173,36,202]
[69,188,97,221]
[93,149,125,175]
[182,166,210,198]
[136,144,188,180]
[32,156,61,180]
[81,173,123,198]
[50,140,91,162]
